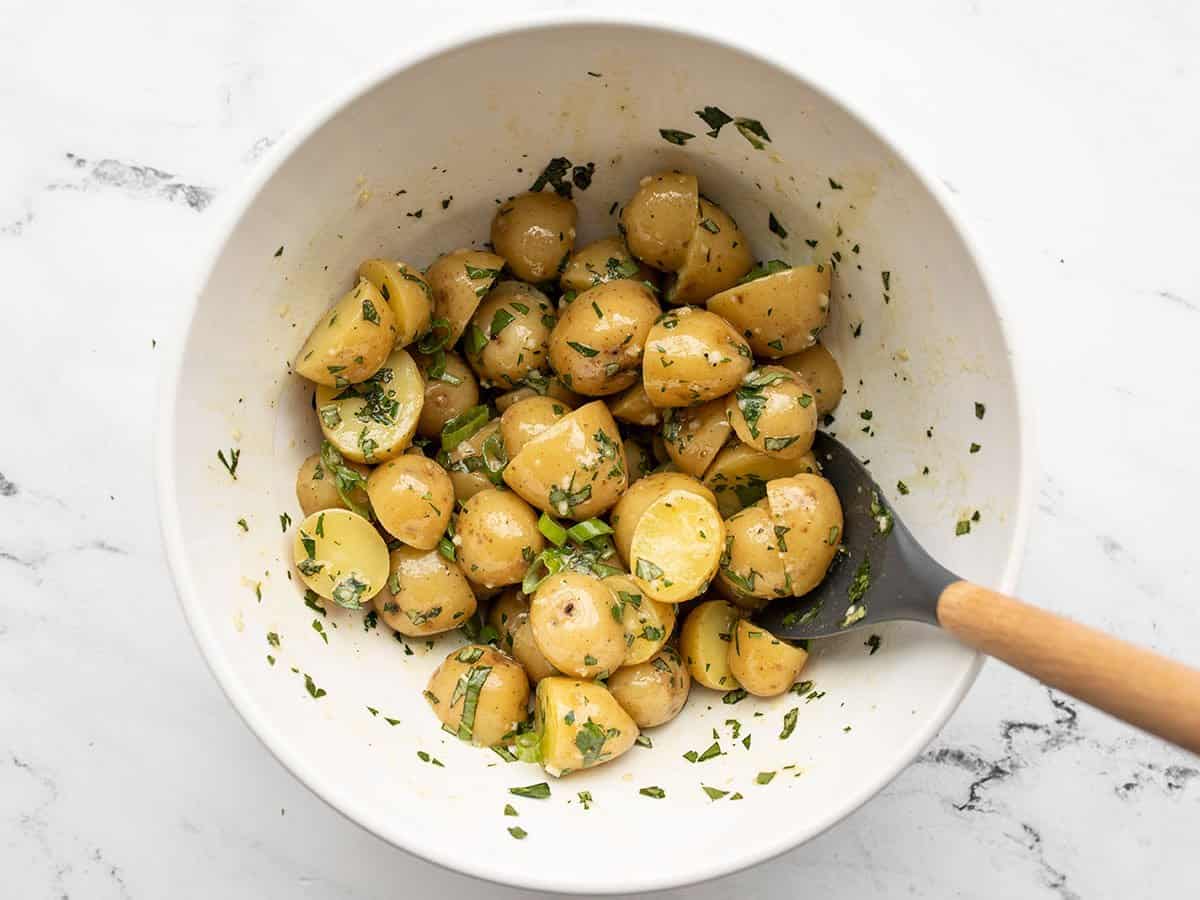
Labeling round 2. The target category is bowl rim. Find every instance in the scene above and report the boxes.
[156,11,1035,894]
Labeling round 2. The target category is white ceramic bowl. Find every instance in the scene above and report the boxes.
[158,15,1032,894]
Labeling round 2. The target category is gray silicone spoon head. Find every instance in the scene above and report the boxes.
[754,431,959,639]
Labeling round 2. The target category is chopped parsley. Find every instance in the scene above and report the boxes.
[768,212,788,238]
[695,105,733,137]
[509,782,551,799]
[734,117,770,149]
[659,129,695,145]
[780,707,798,739]
[217,447,240,480]
[639,786,666,799]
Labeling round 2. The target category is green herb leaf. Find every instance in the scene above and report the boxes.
[509,782,551,799]
[538,512,568,546]
[659,129,695,145]
[441,405,489,452]
[635,558,664,582]
[734,117,771,149]
[217,448,240,480]
[695,105,733,137]
[780,707,798,739]
[756,771,777,784]
[639,786,666,798]
[490,308,515,337]
[508,826,528,840]
[768,212,788,239]
[702,785,729,800]
[566,340,599,357]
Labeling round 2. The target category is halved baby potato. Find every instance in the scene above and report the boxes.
[622,437,654,485]
[295,452,370,517]
[425,249,505,345]
[766,474,844,596]
[602,573,676,666]
[529,571,626,679]
[717,503,789,606]
[559,236,659,294]
[366,454,453,549]
[679,598,741,690]
[294,278,398,386]
[357,259,432,348]
[548,279,660,396]
[415,351,479,438]
[608,380,661,427]
[499,395,572,456]
[642,306,753,407]
[491,191,577,284]
[726,366,818,459]
[494,373,581,412]
[374,545,477,635]
[315,347,424,463]
[488,588,559,682]
[455,488,545,589]
[628,489,724,604]
[665,198,754,305]
[610,471,717,565]
[703,442,820,518]
[442,418,504,503]
[464,280,554,389]
[535,676,639,776]
[708,263,831,358]
[620,171,699,272]
[607,645,691,728]
[426,645,529,747]
[502,401,627,520]
[292,509,389,608]
[727,618,808,697]
[779,343,844,416]
[661,399,732,478]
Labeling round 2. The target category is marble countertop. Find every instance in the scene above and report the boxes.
[2,0,1198,896]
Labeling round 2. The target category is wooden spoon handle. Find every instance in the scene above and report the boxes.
[938,580,1200,753]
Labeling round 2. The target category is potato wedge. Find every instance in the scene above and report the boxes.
[607,645,690,728]
[665,199,753,305]
[499,395,571,456]
[603,573,676,666]
[488,588,559,682]
[456,488,545,589]
[425,249,505,345]
[491,191,577,284]
[702,442,820,518]
[717,503,789,605]
[294,278,398,386]
[708,264,831,358]
[295,452,370,517]
[357,259,432,347]
[529,571,626,679]
[415,351,479,438]
[559,236,659,293]
[661,399,732,478]
[610,472,716,565]
[725,366,818,459]
[548,279,660,396]
[766,474,844,596]
[535,677,639,776]
[366,454,453,549]
[727,619,808,697]
[679,598,741,690]
[778,343,844,416]
[608,380,661,427]
[620,171,699,272]
[642,306,752,407]
[425,645,529,746]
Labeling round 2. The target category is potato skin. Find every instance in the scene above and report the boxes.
[425,645,530,746]
[608,645,690,728]
[620,171,699,272]
[374,546,477,635]
[622,437,654,485]
[679,598,741,690]
[494,374,581,412]
[727,619,808,697]
[529,572,626,679]
[502,401,628,520]
[548,280,660,396]
[315,348,424,464]
[366,455,453,549]
[610,471,716,565]
[642,306,753,407]
[357,259,432,347]
[415,351,479,438]
[499,395,571,456]
[425,249,505,345]
[703,442,821,518]
[766,474,844,596]
[662,399,732,478]
[455,488,545,589]
[464,281,554,389]
[608,380,661,427]
[294,278,398,386]
[535,677,639,776]
[665,199,754,305]
[726,366,818,459]
[708,264,831,358]
[295,452,370,517]
[292,509,389,606]
[717,503,789,606]
[491,191,577,284]
[779,343,843,416]
[488,588,559,682]
[560,236,659,293]
[603,573,676,666]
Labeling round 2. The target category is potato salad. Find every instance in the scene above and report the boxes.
[288,170,845,777]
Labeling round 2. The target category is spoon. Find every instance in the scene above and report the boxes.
[756,432,1200,754]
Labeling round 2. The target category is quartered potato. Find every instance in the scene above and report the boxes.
[610,471,717,565]
[608,645,690,728]
[494,373,581,412]
[661,399,732,478]
[727,619,808,697]
[425,645,530,747]
[642,306,753,407]
[717,503,789,606]
[620,171,699,272]
[779,343,844,416]
[415,350,479,438]
[548,279,660,396]
[491,191,577,284]
[708,264,831,358]
[488,588,559,682]
[726,366,818,459]
[292,509,389,608]
[294,278,398,386]
[535,677,639,776]
[425,249,505,345]
[529,571,626,679]
[315,347,424,463]
[703,442,821,518]
[295,452,370,517]
[367,455,453,549]
[665,198,754,305]
[679,598,741,691]
[357,259,432,348]
[442,417,505,503]
[455,488,545,589]
[375,545,477,635]
[499,395,572,456]
[502,401,627,520]
[464,280,554,389]
[560,236,659,293]
[628,489,724,604]
[766,474,844,596]
[608,380,661,427]
[622,437,654,485]
[603,573,676,666]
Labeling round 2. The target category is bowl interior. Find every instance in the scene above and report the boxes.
[162,21,1027,893]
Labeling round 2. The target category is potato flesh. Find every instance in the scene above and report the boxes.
[680,599,741,690]
[375,546,476,635]
[727,619,808,697]
[610,472,717,565]
[292,509,389,606]
[603,573,676,666]
[425,249,505,345]
[536,677,639,776]
[662,399,733,478]
[708,265,831,358]
[766,474,845,596]
[357,259,432,347]
[294,279,398,386]
[703,443,821,518]
[628,490,724,604]
[315,347,424,464]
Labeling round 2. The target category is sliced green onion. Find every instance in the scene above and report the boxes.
[566,518,613,543]
[539,513,568,547]
[416,316,452,353]
[441,405,489,452]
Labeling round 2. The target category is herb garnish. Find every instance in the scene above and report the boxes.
[695,105,734,137]
[509,782,551,799]
[217,448,240,480]
[659,129,695,145]
[768,212,788,238]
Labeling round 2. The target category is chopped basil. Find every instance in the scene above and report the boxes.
[509,782,551,799]
[440,405,489,452]
[702,785,729,800]
[635,558,664,581]
[639,786,666,798]
[538,512,568,546]
[455,665,492,741]
[659,129,695,145]
[768,212,787,238]
[734,117,771,149]
[695,105,733,137]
